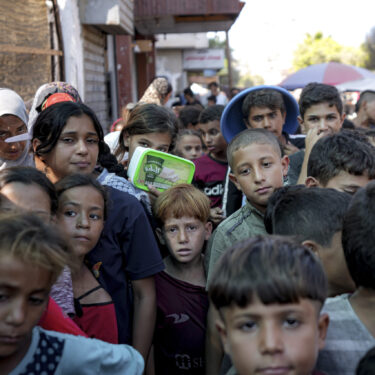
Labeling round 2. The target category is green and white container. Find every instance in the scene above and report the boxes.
[128,147,195,192]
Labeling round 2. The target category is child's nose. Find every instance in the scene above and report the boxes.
[259,325,283,354]
[76,139,88,154]
[77,214,90,228]
[6,300,26,326]
[178,229,188,243]
[254,167,265,182]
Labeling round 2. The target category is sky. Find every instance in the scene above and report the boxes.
[210,0,375,85]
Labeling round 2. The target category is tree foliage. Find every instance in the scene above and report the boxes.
[362,26,375,70]
[293,32,366,71]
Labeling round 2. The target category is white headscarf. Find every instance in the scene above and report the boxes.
[0,88,34,169]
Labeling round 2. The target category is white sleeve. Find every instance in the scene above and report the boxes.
[58,335,144,375]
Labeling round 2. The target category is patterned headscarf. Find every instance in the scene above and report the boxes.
[28,82,82,132]
[139,77,171,106]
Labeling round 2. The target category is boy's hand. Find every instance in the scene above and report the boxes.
[147,184,161,205]
[283,141,299,156]
[305,128,326,153]
[210,207,225,225]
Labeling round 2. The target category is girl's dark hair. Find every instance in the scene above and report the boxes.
[55,174,108,220]
[32,101,127,178]
[0,167,58,214]
[115,103,178,161]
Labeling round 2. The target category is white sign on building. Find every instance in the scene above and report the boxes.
[183,49,224,70]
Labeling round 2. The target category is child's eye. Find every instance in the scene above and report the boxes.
[64,210,77,217]
[90,213,102,220]
[87,138,99,144]
[29,296,46,306]
[166,227,178,234]
[209,129,219,136]
[139,142,150,148]
[158,147,169,153]
[61,137,74,143]
[263,162,272,168]
[187,225,198,232]
[269,112,277,118]
[184,146,192,151]
[253,116,263,122]
[0,294,8,302]
[240,168,250,175]
[283,317,300,328]
[239,320,256,332]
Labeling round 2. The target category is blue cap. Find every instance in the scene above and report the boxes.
[220,85,300,143]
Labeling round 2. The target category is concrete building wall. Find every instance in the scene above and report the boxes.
[57,0,85,99]
[156,49,186,94]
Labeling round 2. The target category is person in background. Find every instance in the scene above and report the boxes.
[150,184,212,374]
[0,88,33,169]
[353,90,375,128]
[140,76,172,106]
[173,129,204,161]
[184,87,203,109]
[207,82,228,106]
[193,105,227,225]
[178,106,202,129]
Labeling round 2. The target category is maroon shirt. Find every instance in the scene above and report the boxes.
[154,271,209,375]
[193,153,228,208]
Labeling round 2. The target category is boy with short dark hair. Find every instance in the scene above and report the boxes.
[305,132,375,194]
[316,181,375,374]
[291,83,345,185]
[204,129,289,375]
[209,235,329,375]
[205,128,289,280]
[220,85,301,217]
[264,186,355,296]
[241,88,304,153]
[194,105,227,224]
[151,184,212,375]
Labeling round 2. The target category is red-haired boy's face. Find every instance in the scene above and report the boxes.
[217,296,329,375]
[161,216,211,264]
[0,255,50,369]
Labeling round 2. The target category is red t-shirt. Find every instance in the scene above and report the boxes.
[38,297,87,337]
[193,154,228,208]
[154,271,209,375]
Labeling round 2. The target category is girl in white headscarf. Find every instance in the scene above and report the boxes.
[0,88,33,169]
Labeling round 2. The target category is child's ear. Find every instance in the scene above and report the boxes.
[155,227,165,245]
[32,138,41,154]
[339,112,346,127]
[215,316,231,355]
[122,131,130,148]
[229,172,242,192]
[305,176,320,187]
[302,240,320,257]
[281,155,289,177]
[205,221,213,240]
[318,313,330,350]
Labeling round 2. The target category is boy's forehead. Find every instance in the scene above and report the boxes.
[222,297,321,321]
[304,102,341,117]
[198,120,220,130]
[232,142,280,164]
[249,106,281,116]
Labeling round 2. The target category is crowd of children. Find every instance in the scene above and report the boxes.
[1,78,375,375]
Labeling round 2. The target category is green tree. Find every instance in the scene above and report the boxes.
[293,32,365,71]
[362,26,375,70]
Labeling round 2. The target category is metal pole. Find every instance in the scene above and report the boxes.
[225,30,233,89]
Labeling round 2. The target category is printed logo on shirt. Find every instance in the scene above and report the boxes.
[175,354,204,370]
[203,181,224,197]
[166,313,190,324]
[92,261,102,278]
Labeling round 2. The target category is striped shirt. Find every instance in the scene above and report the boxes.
[316,294,375,375]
